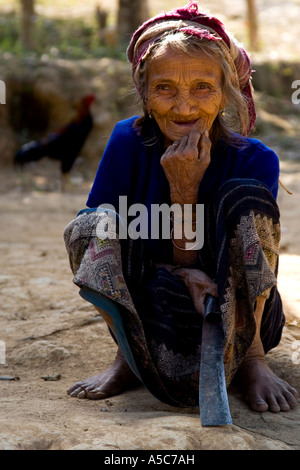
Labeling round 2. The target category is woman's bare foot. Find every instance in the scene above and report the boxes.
[67,348,140,399]
[235,356,299,412]
[234,295,299,412]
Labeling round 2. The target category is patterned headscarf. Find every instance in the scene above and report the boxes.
[127,1,256,135]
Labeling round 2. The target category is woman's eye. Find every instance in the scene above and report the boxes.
[196,83,211,90]
[156,84,172,91]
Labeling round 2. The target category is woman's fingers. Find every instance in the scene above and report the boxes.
[173,267,218,317]
[171,131,201,157]
[185,130,201,155]
[198,129,211,161]
[160,129,212,202]
[164,129,210,160]
[176,135,189,152]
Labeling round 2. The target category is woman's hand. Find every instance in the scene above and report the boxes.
[174,268,218,317]
[160,129,211,204]
[155,264,218,317]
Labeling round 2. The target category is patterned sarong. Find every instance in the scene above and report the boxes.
[64,178,285,408]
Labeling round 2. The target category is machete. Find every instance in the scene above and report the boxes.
[199,294,232,426]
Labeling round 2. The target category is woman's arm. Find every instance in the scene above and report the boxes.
[160,129,211,267]
[160,129,218,316]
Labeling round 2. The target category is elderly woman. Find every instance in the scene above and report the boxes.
[64,2,298,415]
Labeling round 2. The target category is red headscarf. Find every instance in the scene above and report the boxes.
[127,1,256,135]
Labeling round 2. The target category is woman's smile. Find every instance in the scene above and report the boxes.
[172,118,200,127]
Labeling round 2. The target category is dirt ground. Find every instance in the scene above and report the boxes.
[0,156,299,451]
[1,0,300,453]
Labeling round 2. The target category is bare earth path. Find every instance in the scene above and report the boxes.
[0,159,299,451]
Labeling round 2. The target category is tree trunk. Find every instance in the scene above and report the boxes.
[246,0,259,51]
[20,0,35,48]
[117,0,150,46]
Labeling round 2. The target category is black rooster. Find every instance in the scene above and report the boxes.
[14,94,95,187]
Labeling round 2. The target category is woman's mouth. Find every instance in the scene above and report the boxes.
[172,119,199,127]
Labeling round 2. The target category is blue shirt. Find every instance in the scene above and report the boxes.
[87,116,280,262]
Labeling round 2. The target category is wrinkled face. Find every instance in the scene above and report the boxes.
[146,48,226,145]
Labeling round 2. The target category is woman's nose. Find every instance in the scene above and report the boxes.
[172,92,197,115]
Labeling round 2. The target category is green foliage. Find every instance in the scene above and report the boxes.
[0,12,19,50]
[0,10,127,61]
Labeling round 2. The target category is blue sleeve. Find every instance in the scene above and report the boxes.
[240,141,280,199]
[86,119,140,210]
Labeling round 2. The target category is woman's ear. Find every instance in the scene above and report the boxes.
[143,99,153,119]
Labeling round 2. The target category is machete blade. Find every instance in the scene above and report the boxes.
[199,295,232,426]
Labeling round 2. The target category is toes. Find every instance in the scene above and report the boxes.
[76,389,87,399]
[249,398,269,413]
[264,390,299,413]
[246,390,297,413]
[67,386,78,396]
[67,385,87,398]
[268,394,286,413]
[66,384,79,394]
[67,381,86,395]
[67,383,112,400]
[271,385,300,412]
[284,389,299,409]
[288,385,300,400]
